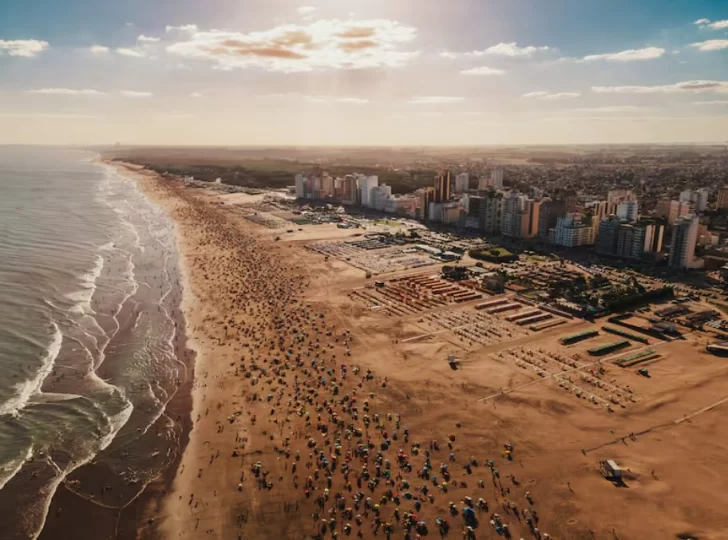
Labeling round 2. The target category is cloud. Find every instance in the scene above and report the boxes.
[692,100,728,106]
[442,42,549,59]
[475,42,549,57]
[138,35,161,42]
[593,80,728,94]
[438,50,458,59]
[523,91,581,100]
[89,45,109,54]
[28,88,107,96]
[304,95,369,104]
[0,39,49,57]
[166,19,418,72]
[116,47,146,57]
[690,40,728,51]
[567,106,652,113]
[297,6,317,15]
[460,66,505,76]
[166,24,198,33]
[189,92,204,98]
[696,19,728,30]
[0,113,98,119]
[580,46,665,62]
[120,90,153,98]
[408,96,465,105]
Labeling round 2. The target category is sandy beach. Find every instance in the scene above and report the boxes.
[109,161,728,540]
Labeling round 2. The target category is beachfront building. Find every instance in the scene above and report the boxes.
[359,175,379,208]
[669,216,701,269]
[549,214,592,247]
[616,200,639,222]
[434,170,452,203]
[370,184,392,211]
[454,173,469,194]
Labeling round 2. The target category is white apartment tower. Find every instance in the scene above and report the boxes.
[669,216,700,270]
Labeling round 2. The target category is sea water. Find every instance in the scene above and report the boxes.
[0,146,187,538]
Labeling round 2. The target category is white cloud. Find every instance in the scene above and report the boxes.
[460,66,505,76]
[138,35,161,42]
[408,96,465,105]
[189,92,204,98]
[28,88,106,96]
[567,106,652,113]
[297,6,317,15]
[438,50,458,59]
[707,20,728,30]
[0,113,98,119]
[523,91,581,100]
[580,46,665,62]
[694,18,711,26]
[470,42,549,57]
[304,96,369,104]
[693,100,728,106]
[89,45,109,54]
[593,80,728,94]
[120,90,153,98]
[116,47,146,57]
[0,39,49,57]
[166,19,419,72]
[166,24,199,33]
[691,40,728,51]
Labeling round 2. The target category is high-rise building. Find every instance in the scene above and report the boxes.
[434,170,452,203]
[501,192,525,237]
[442,202,461,225]
[520,199,542,238]
[321,175,335,198]
[680,189,709,213]
[538,199,566,238]
[549,215,592,247]
[359,175,379,207]
[563,193,579,214]
[454,173,469,194]
[655,199,691,225]
[490,168,504,189]
[417,187,436,220]
[616,223,647,259]
[607,190,636,205]
[370,184,392,211]
[295,173,307,199]
[616,200,639,222]
[717,186,728,210]
[596,216,622,255]
[669,216,700,269]
[643,222,665,253]
[342,175,358,205]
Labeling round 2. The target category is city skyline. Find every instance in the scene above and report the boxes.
[2,0,728,145]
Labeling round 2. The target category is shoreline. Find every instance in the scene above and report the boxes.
[36,160,196,540]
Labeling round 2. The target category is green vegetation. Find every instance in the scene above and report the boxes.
[603,326,649,344]
[588,340,630,356]
[373,220,402,227]
[560,330,599,345]
[615,349,658,367]
[468,246,518,263]
[603,286,674,312]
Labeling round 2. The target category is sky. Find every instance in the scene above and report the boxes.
[1,0,728,146]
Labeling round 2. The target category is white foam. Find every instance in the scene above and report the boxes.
[0,446,34,491]
[0,322,62,417]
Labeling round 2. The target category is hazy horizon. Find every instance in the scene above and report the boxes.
[2,0,728,146]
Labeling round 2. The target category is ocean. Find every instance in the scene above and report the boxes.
[0,147,188,538]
